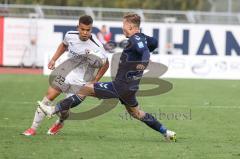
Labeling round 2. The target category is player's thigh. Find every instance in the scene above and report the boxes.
[93,82,118,99]
[45,86,61,101]
[64,72,93,97]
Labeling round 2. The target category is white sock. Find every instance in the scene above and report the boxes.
[41,96,53,106]
[31,97,53,130]
[31,106,45,130]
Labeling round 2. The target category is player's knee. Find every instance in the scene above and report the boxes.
[79,83,95,96]
[46,86,61,100]
[127,108,145,120]
[85,83,93,89]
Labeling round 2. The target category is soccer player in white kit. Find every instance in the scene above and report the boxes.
[22,15,109,136]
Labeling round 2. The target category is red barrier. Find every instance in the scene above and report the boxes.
[0,17,4,65]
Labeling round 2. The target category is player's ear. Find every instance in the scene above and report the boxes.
[76,25,79,31]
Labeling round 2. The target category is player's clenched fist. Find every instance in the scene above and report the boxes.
[48,59,55,70]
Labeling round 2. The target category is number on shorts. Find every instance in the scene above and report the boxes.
[54,75,65,86]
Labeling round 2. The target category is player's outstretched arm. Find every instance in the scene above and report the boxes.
[48,42,67,70]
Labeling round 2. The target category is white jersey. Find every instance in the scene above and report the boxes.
[60,31,107,95]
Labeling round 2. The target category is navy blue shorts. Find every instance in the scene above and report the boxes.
[93,82,138,107]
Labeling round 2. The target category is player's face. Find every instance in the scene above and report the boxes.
[122,19,132,38]
[78,23,92,41]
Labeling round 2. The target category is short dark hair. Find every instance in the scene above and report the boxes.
[123,13,141,28]
[79,15,93,25]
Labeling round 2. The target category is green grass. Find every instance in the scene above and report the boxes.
[0,74,240,159]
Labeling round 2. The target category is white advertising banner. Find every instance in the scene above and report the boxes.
[1,17,240,79]
[150,54,240,79]
[3,18,34,66]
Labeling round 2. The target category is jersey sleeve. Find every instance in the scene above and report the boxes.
[130,35,149,55]
[91,34,108,60]
[62,31,70,46]
[91,34,104,48]
[96,46,108,60]
[146,36,158,52]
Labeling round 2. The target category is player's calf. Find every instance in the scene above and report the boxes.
[126,106,177,142]
[39,95,84,117]
[22,98,51,136]
[54,95,84,114]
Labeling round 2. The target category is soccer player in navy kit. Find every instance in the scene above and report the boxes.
[40,13,176,141]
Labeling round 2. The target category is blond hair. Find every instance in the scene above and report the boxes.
[123,13,141,28]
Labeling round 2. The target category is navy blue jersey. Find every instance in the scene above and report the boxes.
[113,33,158,92]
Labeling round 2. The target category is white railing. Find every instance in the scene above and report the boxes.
[0,4,239,24]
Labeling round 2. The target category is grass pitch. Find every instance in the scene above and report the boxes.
[0,74,240,159]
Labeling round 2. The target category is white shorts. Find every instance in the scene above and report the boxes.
[51,71,86,98]
[51,59,96,97]
[65,71,87,97]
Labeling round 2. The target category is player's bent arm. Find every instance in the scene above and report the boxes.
[146,36,158,52]
[48,42,67,70]
[76,59,109,97]
[92,58,109,83]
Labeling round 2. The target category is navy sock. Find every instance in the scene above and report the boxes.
[140,113,167,134]
[55,95,83,113]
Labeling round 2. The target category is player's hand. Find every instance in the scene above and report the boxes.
[48,60,55,70]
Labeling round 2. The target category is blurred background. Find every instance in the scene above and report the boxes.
[2,0,240,12]
[0,0,239,79]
